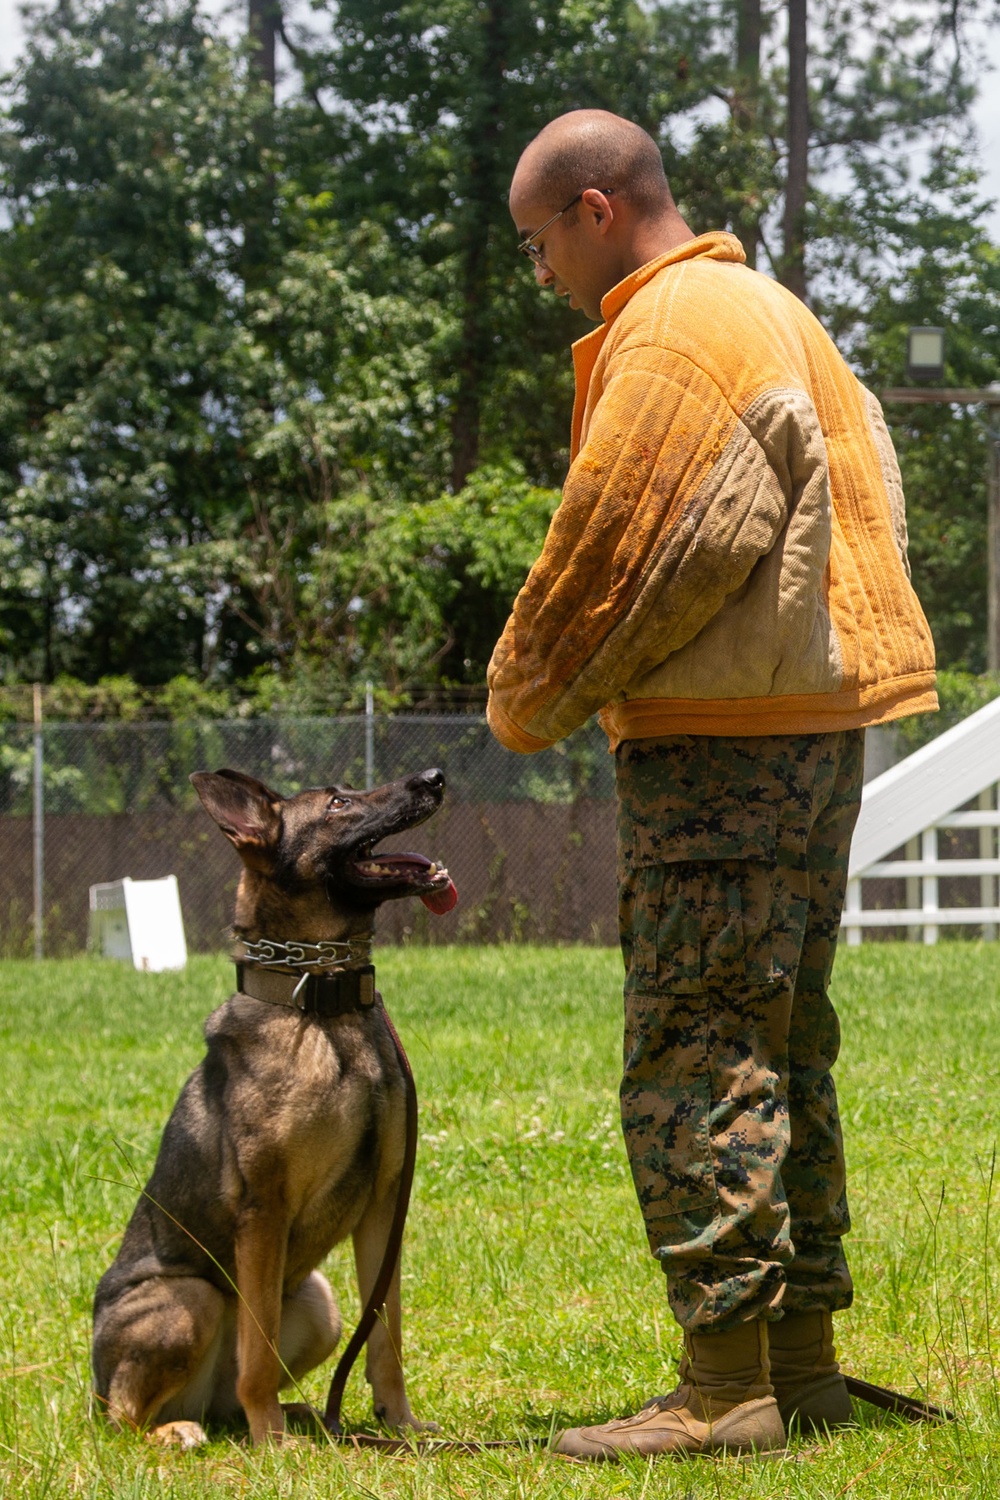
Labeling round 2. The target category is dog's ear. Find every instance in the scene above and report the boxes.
[190,770,282,863]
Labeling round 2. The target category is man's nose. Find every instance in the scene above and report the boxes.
[534,261,554,287]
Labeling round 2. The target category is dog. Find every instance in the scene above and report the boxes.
[92,765,456,1448]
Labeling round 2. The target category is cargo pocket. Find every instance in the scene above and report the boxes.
[628,807,778,996]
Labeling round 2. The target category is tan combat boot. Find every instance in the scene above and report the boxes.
[555,1318,785,1460]
[768,1311,853,1432]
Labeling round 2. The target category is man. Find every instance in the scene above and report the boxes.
[486,110,936,1459]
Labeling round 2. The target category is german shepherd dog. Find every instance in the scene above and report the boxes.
[92,766,456,1448]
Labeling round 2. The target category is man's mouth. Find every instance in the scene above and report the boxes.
[348,850,458,914]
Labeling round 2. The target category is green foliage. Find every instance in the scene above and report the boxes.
[318,0,708,489]
[0,0,998,704]
[247,466,557,706]
[0,1,260,683]
[0,674,241,723]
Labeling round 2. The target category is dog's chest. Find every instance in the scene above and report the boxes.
[209,1003,405,1267]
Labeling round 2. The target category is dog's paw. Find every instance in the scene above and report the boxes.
[147,1420,208,1452]
[374,1402,440,1434]
[280,1402,327,1432]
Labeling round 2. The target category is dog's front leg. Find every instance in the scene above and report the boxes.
[352,1200,427,1430]
[234,1206,288,1445]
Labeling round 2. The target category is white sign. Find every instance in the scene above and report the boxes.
[89,875,188,972]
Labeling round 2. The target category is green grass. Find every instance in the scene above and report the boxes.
[2,943,1000,1496]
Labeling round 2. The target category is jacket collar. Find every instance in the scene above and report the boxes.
[595,230,746,328]
[568,232,746,460]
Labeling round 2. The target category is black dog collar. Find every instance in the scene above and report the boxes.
[235,962,377,1016]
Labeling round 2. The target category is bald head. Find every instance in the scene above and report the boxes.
[509,110,693,322]
[514,110,674,220]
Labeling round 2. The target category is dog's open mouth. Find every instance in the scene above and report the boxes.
[348,851,459,914]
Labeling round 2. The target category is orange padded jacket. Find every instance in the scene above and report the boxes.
[486,232,937,753]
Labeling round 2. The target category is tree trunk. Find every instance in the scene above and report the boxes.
[781,0,808,299]
[449,1,507,493]
[248,0,278,90]
[733,0,762,267]
[244,0,279,283]
[43,559,54,683]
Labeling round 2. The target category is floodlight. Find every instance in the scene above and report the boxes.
[906,327,945,384]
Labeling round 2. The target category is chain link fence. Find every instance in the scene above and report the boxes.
[0,715,618,956]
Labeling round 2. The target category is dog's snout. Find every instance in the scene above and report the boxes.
[417,768,445,791]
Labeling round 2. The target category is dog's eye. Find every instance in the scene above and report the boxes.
[327,796,349,812]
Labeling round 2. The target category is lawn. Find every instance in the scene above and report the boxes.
[2,943,1000,1497]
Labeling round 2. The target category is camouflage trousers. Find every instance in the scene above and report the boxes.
[616,730,864,1332]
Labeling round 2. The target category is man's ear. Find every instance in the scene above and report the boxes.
[190,770,282,863]
[580,186,615,237]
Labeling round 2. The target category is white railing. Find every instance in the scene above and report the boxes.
[843,695,1000,944]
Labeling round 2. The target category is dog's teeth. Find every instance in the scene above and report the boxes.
[427,862,437,877]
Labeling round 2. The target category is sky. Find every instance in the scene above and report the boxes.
[0,0,998,241]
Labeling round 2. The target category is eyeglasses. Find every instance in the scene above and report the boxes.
[516,189,614,267]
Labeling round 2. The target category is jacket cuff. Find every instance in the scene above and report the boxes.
[486,696,555,754]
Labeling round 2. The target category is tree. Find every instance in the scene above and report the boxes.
[244,0,280,279]
[733,0,765,266]
[663,0,996,304]
[0,1,259,682]
[781,0,809,296]
[1,0,998,702]
[0,0,457,690]
[316,0,719,489]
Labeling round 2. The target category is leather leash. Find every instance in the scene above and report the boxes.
[842,1375,954,1424]
[229,963,954,1446]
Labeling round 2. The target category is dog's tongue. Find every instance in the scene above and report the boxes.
[421,878,458,915]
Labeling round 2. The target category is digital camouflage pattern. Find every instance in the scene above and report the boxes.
[616,730,864,1331]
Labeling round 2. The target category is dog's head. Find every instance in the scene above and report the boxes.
[190,767,456,932]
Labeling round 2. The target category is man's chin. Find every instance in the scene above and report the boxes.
[568,295,598,319]
[556,286,599,320]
